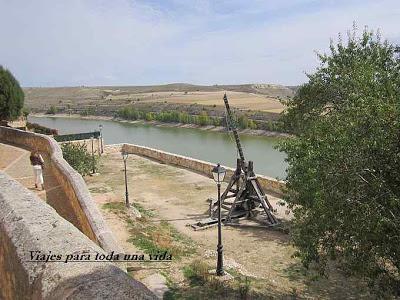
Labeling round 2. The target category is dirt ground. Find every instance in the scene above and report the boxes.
[84,152,370,299]
[106,90,285,113]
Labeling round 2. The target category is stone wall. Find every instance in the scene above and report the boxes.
[121,143,286,196]
[0,126,118,252]
[0,172,156,300]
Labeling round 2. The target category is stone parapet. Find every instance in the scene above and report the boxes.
[0,172,156,300]
[120,143,286,196]
[0,126,118,253]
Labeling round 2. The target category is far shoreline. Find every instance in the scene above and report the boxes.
[29,113,292,138]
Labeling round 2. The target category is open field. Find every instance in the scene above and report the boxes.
[84,151,370,299]
[24,83,291,114]
[133,91,285,113]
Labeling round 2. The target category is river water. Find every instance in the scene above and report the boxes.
[29,116,287,179]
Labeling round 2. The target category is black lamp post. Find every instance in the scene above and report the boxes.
[122,152,130,208]
[99,124,103,154]
[212,163,226,276]
[90,136,96,174]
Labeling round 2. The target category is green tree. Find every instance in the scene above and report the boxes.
[198,111,210,126]
[212,117,221,126]
[248,119,257,129]
[179,112,190,124]
[22,107,30,118]
[279,28,400,296]
[238,115,249,129]
[0,66,24,120]
[46,105,57,115]
[191,115,199,125]
[61,142,98,176]
[145,112,154,121]
[117,107,139,120]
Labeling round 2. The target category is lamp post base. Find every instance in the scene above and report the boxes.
[216,245,224,276]
[127,205,141,219]
[125,193,130,208]
[209,269,233,281]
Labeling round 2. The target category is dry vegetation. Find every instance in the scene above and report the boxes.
[24,83,291,114]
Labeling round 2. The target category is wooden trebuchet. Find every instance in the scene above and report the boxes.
[191,94,278,230]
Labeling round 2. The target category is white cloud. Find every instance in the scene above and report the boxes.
[0,0,399,86]
[148,0,400,84]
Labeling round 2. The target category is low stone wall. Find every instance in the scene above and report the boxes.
[0,126,118,253]
[120,143,286,196]
[0,172,155,300]
[104,143,124,155]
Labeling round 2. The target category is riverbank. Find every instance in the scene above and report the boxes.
[31,113,292,138]
[29,114,289,178]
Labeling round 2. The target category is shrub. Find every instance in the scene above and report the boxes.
[237,276,251,300]
[145,112,154,121]
[79,107,95,116]
[178,112,190,124]
[212,117,221,126]
[46,105,57,115]
[247,119,257,129]
[22,107,30,118]
[238,115,249,129]
[198,111,210,126]
[61,142,98,176]
[26,122,58,135]
[183,260,210,285]
[117,107,139,120]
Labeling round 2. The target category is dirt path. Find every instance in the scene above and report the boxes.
[85,152,369,299]
[1,142,51,199]
[0,142,81,228]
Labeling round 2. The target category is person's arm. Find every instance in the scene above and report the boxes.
[39,154,45,167]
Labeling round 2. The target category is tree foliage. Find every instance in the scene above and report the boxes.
[116,107,286,132]
[0,66,24,120]
[61,142,98,176]
[46,105,57,115]
[26,122,58,135]
[279,28,400,296]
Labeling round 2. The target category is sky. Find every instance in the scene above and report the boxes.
[0,0,399,87]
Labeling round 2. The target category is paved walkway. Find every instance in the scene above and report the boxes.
[0,142,77,224]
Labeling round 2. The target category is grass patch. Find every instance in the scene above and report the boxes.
[102,201,126,211]
[102,201,127,219]
[183,259,210,285]
[127,220,196,258]
[160,221,194,246]
[163,260,274,300]
[133,202,155,218]
[89,186,112,193]
[127,235,170,255]
[103,201,195,259]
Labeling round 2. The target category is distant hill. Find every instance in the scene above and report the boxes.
[71,83,295,96]
[23,83,295,114]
